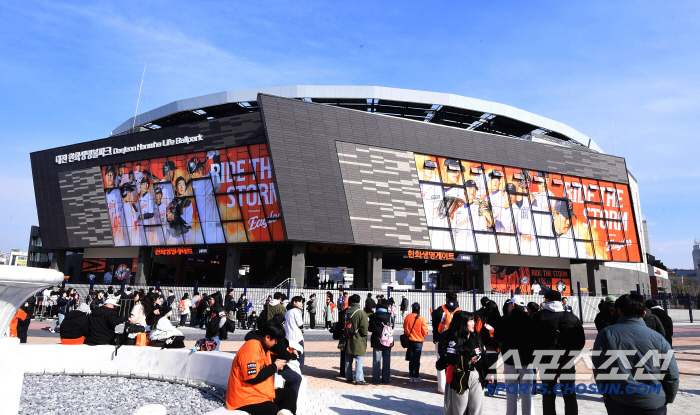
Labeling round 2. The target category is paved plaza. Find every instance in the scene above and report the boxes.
[25,322,700,414]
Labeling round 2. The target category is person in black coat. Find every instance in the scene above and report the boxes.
[531,290,585,415]
[594,296,618,331]
[236,294,249,329]
[87,299,128,345]
[494,296,535,413]
[16,297,35,343]
[225,289,236,320]
[60,303,91,344]
[205,292,227,350]
[365,293,377,314]
[368,299,393,384]
[646,299,673,346]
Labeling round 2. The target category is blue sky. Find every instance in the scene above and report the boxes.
[1,1,698,268]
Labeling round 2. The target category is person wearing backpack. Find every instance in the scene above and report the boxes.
[368,299,394,384]
[343,294,369,385]
[178,293,192,327]
[531,290,585,415]
[431,291,460,395]
[404,302,429,382]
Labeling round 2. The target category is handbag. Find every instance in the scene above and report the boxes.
[400,313,419,348]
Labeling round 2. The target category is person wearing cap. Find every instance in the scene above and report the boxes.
[486,169,517,254]
[138,176,162,245]
[403,302,429,382]
[431,291,461,394]
[117,163,130,186]
[189,153,226,244]
[506,182,538,256]
[120,183,144,245]
[595,295,618,331]
[646,299,673,346]
[60,303,91,345]
[531,290,585,415]
[464,179,497,252]
[86,297,128,345]
[528,172,557,256]
[442,159,465,186]
[494,296,535,414]
[553,199,576,258]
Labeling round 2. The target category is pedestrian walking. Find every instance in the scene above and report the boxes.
[368,299,394,384]
[388,298,398,327]
[594,295,618,331]
[205,292,227,351]
[400,295,409,319]
[403,302,429,382]
[237,294,249,329]
[365,293,377,314]
[285,296,305,370]
[178,293,191,327]
[324,296,336,329]
[225,288,236,320]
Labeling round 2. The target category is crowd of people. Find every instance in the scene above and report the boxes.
[7,286,682,415]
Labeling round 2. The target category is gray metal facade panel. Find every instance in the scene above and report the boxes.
[59,167,114,247]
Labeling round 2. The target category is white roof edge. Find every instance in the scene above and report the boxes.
[111,85,602,152]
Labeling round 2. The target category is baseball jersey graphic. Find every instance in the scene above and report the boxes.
[105,188,128,246]
[192,175,225,243]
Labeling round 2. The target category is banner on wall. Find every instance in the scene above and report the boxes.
[413,153,641,263]
[81,258,138,284]
[100,143,285,247]
[490,266,571,296]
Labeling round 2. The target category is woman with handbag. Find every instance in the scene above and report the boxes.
[402,302,429,382]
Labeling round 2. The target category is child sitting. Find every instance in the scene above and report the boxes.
[247,311,257,330]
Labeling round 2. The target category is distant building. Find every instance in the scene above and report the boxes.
[8,249,28,266]
[27,226,52,268]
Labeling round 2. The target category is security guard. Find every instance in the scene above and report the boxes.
[226,321,296,414]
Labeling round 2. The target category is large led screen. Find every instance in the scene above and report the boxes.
[414,153,641,262]
[101,143,285,246]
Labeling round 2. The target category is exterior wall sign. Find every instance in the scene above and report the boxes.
[406,249,455,260]
[55,135,204,164]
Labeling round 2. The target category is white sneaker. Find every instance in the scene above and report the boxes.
[277,410,293,415]
[49,328,55,333]
[409,377,415,382]
[414,378,423,382]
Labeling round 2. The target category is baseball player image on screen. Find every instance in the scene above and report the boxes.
[188,152,225,244]
[117,163,131,187]
[120,184,145,246]
[552,199,577,258]
[465,179,498,253]
[154,186,177,245]
[445,187,477,253]
[508,171,539,256]
[167,176,198,244]
[137,177,164,246]
[103,165,129,246]
[486,169,518,254]
[132,161,145,184]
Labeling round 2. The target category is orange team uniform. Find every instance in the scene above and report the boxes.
[517,267,531,295]
[226,335,276,410]
[9,308,27,338]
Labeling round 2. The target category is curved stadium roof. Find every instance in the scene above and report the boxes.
[112,85,603,154]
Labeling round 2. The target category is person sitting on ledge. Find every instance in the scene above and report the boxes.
[87,298,128,345]
[60,303,91,345]
[226,320,296,415]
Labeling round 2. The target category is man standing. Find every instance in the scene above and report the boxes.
[562,297,572,312]
[103,265,114,285]
[307,294,317,329]
[264,292,286,323]
[225,288,236,320]
[324,296,335,329]
[494,296,535,415]
[531,290,585,415]
[344,294,369,385]
[593,294,678,415]
[400,295,409,319]
[431,291,460,395]
[647,299,674,346]
[364,293,377,314]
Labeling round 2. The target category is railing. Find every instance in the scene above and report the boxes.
[26,286,700,325]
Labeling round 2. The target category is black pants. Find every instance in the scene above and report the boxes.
[340,351,346,377]
[237,387,297,415]
[325,320,332,329]
[179,314,187,326]
[541,368,578,415]
[604,395,666,415]
[309,313,316,329]
[238,318,246,329]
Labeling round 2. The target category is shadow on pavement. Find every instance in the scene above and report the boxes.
[338,393,443,414]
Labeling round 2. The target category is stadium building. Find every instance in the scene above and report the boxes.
[30,86,665,295]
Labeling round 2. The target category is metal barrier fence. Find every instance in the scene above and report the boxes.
[27,285,700,325]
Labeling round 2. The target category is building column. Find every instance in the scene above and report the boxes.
[477,254,492,292]
[369,247,382,289]
[224,245,241,286]
[290,242,306,287]
[134,247,152,285]
[50,250,66,274]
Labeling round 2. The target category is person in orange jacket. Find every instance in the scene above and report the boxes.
[226,320,295,415]
[9,297,34,343]
[403,302,429,382]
